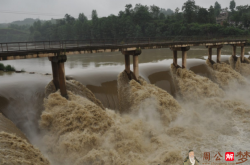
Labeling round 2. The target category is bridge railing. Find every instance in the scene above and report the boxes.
[0,35,249,53]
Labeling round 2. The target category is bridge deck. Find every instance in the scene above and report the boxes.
[0,38,248,60]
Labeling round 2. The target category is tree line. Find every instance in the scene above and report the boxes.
[1,0,250,42]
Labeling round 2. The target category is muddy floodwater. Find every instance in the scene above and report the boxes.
[1,45,250,165]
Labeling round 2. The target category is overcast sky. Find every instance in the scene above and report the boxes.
[0,0,249,23]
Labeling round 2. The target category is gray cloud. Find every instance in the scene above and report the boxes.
[0,0,249,23]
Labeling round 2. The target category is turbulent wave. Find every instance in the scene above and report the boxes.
[39,77,184,165]
[3,58,250,165]
[0,132,49,165]
[118,70,182,126]
[0,113,49,165]
[206,59,247,88]
[170,64,224,100]
[170,62,250,156]
[229,56,250,78]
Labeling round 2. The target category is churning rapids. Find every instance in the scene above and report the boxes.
[1,47,250,165]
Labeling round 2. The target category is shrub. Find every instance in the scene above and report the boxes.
[0,63,4,70]
[5,65,16,71]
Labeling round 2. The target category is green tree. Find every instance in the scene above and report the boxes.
[65,14,75,24]
[197,8,209,24]
[125,4,133,16]
[175,7,180,14]
[159,13,165,19]
[92,10,98,21]
[160,8,174,16]
[214,1,221,16]
[230,0,236,11]
[135,25,143,38]
[182,0,197,23]
[33,31,42,41]
[133,4,151,27]
[78,13,88,23]
[208,6,216,24]
[2,1,250,43]
[150,5,160,18]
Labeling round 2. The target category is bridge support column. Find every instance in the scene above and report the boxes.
[231,43,245,62]
[170,46,190,68]
[241,45,245,62]
[182,50,187,68]
[217,47,222,63]
[48,55,68,99]
[206,45,223,63]
[208,48,212,61]
[51,61,60,90]
[232,45,236,57]
[133,55,139,80]
[122,49,141,81]
[125,55,130,75]
[173,50,177,67]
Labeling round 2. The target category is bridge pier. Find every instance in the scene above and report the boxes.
[231,44,245,62]
[133,55,139,80]
[122,49,141,81]
[170,47,190,68]
[241,45,245,62]
[48,54,68,99]
[125,55,130,75]
[206,45,223,63]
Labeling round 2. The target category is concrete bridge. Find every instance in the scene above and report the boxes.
[0,37,248,98]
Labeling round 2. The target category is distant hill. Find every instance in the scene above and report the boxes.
[0,28,29,35]
[11,18,41,26]
[0,28,29,42]
[0,18,61,28]
[0,18,45,28]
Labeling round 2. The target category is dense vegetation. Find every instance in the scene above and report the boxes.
[0,0,250,42]
[0,63,16,71]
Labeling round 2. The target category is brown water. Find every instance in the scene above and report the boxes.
[1,45,250,164]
